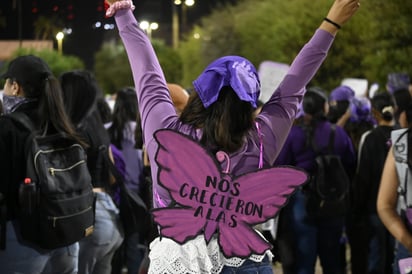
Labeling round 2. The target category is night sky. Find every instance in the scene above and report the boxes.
[0,0,238,69]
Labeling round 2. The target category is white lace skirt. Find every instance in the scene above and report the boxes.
[148,234,273,274]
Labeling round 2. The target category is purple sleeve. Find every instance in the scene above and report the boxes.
[256,29,335,165]
[115,10,182,208]
[114,9,179,161]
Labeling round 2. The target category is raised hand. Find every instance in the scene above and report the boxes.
[105,0,121,5]
[105,0,135,17]
[320,0,360,34]
[326,0,361,26]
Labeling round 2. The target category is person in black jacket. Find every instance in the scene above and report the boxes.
[0,55,84,273]
[354,91,396,273]
[60,70,124,274]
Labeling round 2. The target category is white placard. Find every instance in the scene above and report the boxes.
[341,78,369,98]
[258,61,290,103]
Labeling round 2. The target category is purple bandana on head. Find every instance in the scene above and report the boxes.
[329,85,355,102]
[349,96,374,124]
[193,56,261,108]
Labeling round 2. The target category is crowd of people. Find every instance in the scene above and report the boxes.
[1,0,412,273]
[274,75,412,274]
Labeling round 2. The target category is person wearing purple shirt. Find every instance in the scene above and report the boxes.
[275,87,356,274]
[105,0,360,273]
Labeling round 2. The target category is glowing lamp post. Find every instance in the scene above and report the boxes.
[56,32,64,55]
[140,21,159,40]
[172,0,195,49]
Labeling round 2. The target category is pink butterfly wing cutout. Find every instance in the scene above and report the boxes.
[153,129,308,258]
[152,208,203,243]
[218,167,308,257]
[152,129,222,243]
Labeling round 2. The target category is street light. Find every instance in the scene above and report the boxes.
[55,31,64,55]
[172,0,195,49]
[139,21,159,40]
[182,0,194,32]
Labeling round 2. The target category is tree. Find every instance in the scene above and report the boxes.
[178,0,412,92]
[361,0,412,87]
[152,40,183,85]
[3,48,84,77]
[94,41,134,94]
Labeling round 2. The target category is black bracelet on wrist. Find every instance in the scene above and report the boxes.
[323,17,341,29]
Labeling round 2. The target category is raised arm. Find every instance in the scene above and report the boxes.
[377,148,412,253]
[106,0,179,157]
[257,0,360,165]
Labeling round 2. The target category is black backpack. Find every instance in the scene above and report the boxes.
[7,112,96,249]
[305,124,351,219]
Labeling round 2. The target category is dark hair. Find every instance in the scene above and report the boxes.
[393,88,412,120]
[59,70,99,125]
[59,70,112,188]
[303,87,327,118]
[96,97,112,124]
[180,87,254,153]
[108,87,143,149]
[21,74,83,145]
[327,100,350,123]
[301,87,328,149]
[404,101,412,127]
[371,92,395,122]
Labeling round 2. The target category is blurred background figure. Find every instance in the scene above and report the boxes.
[0,55,83,274]
[392,88,412,129]
[107,87,146,274]
[386,72,410,95]
[328,84,376,274]
[275,87,356,274]
[377,100,412,274]
[353,91,396,274]
[327,85,356,127]
[60,70,124,274]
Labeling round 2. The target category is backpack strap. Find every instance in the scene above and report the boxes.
[7,112,36,132]
[7,112,39,182]
[328,124,336,154]
[357,129,372,172]
[392,128,411,212]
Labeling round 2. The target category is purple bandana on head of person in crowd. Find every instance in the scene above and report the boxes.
[349,96,375,124]
[329,85,355,103]
[193,56,261,108]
